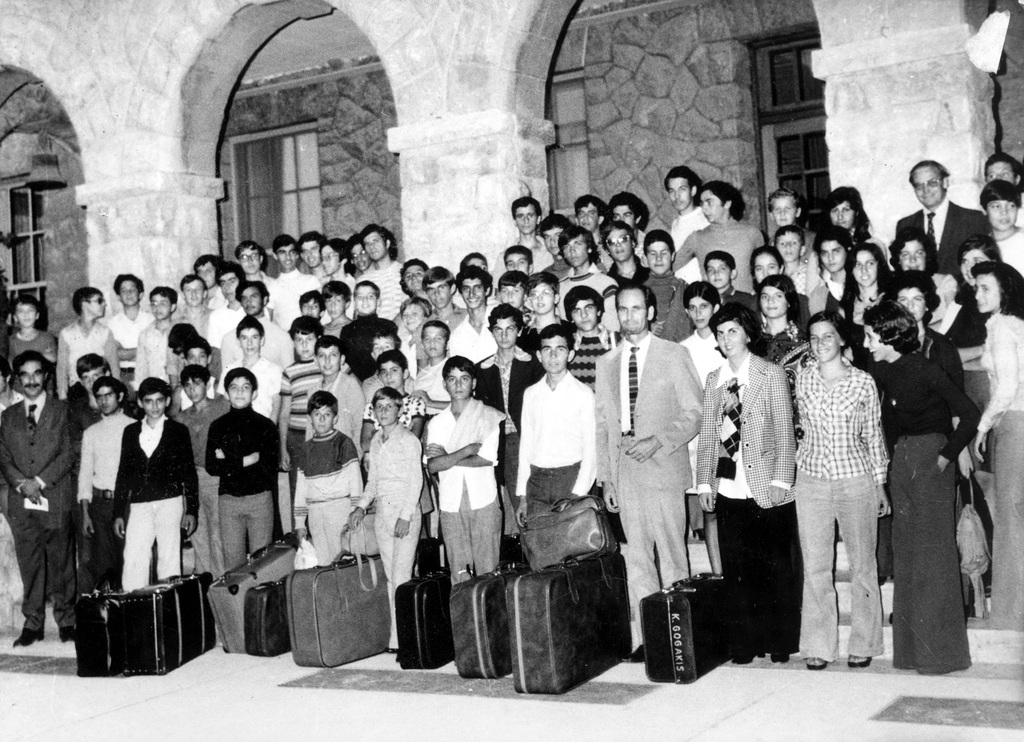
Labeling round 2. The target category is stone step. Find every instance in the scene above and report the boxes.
[838,621,1023,665]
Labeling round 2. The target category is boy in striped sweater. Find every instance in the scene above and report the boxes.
[293,390,362,565]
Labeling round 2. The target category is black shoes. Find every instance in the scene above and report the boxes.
[13,628,43,647]
[59,626,76,643]
[770,653,790,664]
[731,654,754,665]
[847,655,871,668]
[626,645,645,663]
[805,658,828,671]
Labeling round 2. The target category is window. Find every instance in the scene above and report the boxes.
[752,32,829,228]
[2,184,47,305]
[232,124,323,246]
[547,73,590,213]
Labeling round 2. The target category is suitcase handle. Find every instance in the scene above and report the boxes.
[354,550,379,592]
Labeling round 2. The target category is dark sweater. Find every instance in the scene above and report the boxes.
[113,418,199,519]
[205,406,279,497]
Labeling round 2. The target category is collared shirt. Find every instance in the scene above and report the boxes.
[179,395,231,470]
[77,411,135,501]
[139,415,166,458]
[105,311,154,369]
[449,316,498,365]
[207,306,245,350]
[979,312,1024,435]
[922,197,951,247]
[795,362,889,484]
[559,265,619,331]
[619,332,653,434]
[413,359,450,415]
[269,269,321,332]
[219,313,295,370]
[136,322,171,382]
[517,373,596,499]
[23,392,45,423]
[427,406,500,512]
[672,209,710,282]
[681,331,725,389]
[58,321,118,397]
[360,263,404,322]
[359,425,423,521]
[219,356,283,420]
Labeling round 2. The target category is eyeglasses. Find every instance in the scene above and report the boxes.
[529,289,555,299]
[912,178,943,192]
[607,237,633,248]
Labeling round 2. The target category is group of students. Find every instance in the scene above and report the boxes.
[4,153,1023,677]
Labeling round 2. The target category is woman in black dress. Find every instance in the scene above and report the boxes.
[863,301,978,674]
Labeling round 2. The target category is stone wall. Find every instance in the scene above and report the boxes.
[554,0,818,233]
[218,66,401,254]
[994,0,1024,161]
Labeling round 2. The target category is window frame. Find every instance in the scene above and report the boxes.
[0,177,48,305]
[546,70,591,215]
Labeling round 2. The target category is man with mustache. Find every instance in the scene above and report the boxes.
[0,351,77,646]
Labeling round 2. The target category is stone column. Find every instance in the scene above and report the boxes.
[75,172,224,294]
[387,109,555,271]
[812,23,994,242]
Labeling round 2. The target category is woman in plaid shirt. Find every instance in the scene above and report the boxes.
[795,311,890,671]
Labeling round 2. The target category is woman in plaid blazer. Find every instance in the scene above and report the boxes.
[696,303,800,664]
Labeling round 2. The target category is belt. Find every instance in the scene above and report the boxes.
[621,431,635,438]
[92,487,115,500]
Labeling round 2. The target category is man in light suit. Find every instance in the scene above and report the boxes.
[896,160,989,276]
[595,282,703,660]
[0,351,77,646]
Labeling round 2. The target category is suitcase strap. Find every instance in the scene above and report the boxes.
[472,589,495,677]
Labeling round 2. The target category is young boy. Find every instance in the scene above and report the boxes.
[107,274,153,389]
[293,390,362,566]
[664,165,708,282]
[359,350,425,456]
[422,266,467,329]
[449,266,498,364]
[194,254,226,311]
[57,287,120,399]
[300,290,326,322]
[425,357,505,582]
[497,271,528,313]
[361,328,401,400]
[510,196,549,271]
[77,375,133,591]
[538,213,573,280]
[703,251,756,312]
[519,272,575,354]
[503,245,534,276]
[280,316,324,499]
[516,324,596,525]
[136,286,177,383]
[351,385,424,650]
[411,320,451,415]
[309,334,365,445]
[564,285,614,391]
[113,377,198,590]
[322,281,352,337]
[178,364,230,579]
[643,230,692,342]
[175,336,217,413]
[208,262,246,352]
[219,316,283,423]
[173,274,211,339]
[338,280,401,382]
[269,234,321,332]
[206,368,280,569]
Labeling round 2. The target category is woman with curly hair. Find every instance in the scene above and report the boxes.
[825,186,885,249]
[888,226,958,327]
[841,242,891,368]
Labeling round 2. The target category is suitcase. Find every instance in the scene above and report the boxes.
[414,536,444,576]
[641,573,730,684]
[521,495,618,569]
[449,563,529,679]
[396,572,454,669]
[506,554,631,694]
[75,590,126,677]
[244,578,290,657]
[208,541,296,653]
[122,573,216,676]
[287,551,390,667]
[499,534,525,566]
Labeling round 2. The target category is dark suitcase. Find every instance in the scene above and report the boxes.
[414,536,444,576]
[244,578,290,657]
[449,564,529,678]
[506,554,630,694]
[396,572,454,669]
[75,590,126,677]
[641,573,730,684]
[499,534,525,566]
[287,552,390,667]
[521,495,618,569]
[122,573,215,676]
[208,541,296,653]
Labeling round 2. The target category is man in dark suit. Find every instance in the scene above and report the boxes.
[113,377,198,591]
[474,304,543,534]
[896,160,989,276]
[0,351,77,646]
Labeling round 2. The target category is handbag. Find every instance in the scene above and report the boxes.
[956,473,991,619]
[340,512,380,557]
[521,494,618,569]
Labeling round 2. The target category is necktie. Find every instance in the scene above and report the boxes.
[926,211,935,243]
[718,380,742,480]
[26,404,36,436]
[628,345,639,434]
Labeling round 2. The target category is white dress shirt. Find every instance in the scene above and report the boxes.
[619,332,653,434]
[219,357,283,420]
[105,311,154,369]
[139,415,166,458]
[672,209,710,282]
[517,373,596,499]
[269,270,321,332]
[448,317,498,365]
[426,407,500,512]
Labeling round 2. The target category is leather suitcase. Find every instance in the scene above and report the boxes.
[506,554,631,694]
[396,572,454,669]
[122,573,215,676]
[208,541,296,653]
[75,590,126,677]
[414,537,444,576]
[244,578,290,657]
[449,564,529,679]
[499,534,525,567]
[287,552,390,667]
[641,573,730,684]
[521,495,618,569]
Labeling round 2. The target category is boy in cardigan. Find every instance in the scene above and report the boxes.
[294,391,362,565]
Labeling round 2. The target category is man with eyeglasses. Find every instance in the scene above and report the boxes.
[448,267,498,364]
[896,160,987,276]
[56,287,120,400]
[519,272,576,354]
[557,225,620,332]
[604,221,649,286]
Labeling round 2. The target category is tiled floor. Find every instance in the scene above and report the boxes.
[2,634,1023,742]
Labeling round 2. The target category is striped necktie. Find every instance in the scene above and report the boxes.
[926,211,935,243]
[26,404,36,436]
[628,345,639,434]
